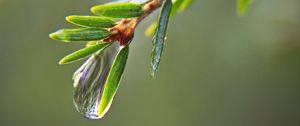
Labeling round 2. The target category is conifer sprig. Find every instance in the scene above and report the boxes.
[49,0,254,119]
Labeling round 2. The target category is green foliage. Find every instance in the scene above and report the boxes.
[148,0,194,77]
[59,42,110,64]
[91,2,144,18]
[66,15,116,28]
[49,28,110,42]
[150,0,172,78]
[98,45,129,117]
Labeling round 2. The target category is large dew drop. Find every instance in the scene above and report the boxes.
[72,43,120,119]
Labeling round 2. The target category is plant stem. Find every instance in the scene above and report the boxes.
[104,0,164,45]
[135,0,164,26]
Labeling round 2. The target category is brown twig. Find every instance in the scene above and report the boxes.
[104,0,164,45]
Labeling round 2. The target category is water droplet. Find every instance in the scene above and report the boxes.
[72,43,120,119]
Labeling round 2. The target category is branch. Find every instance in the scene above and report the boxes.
[104,0,164,45]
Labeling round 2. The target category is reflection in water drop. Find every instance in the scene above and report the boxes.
[72,43,121,119]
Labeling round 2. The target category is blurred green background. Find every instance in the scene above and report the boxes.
[0,0,299,126]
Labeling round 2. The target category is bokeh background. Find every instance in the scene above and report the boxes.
[0,0,299,126]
